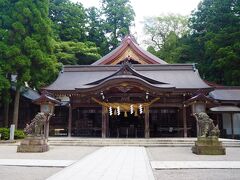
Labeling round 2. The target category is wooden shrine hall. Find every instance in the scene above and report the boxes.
[43,36,240,138]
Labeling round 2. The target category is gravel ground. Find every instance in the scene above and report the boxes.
[147,147,240,161]
[154,169,240,180]
[0,146,99,160]
[0,166,62,180]
[0,146,99,180]
[147,147,240,180]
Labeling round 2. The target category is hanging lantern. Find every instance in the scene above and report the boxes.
[124,111,128,117]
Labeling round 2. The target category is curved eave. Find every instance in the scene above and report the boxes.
[87,63,168,85]
[76,76,175,93]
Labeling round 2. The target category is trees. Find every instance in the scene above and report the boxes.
[54,41,101,65]
[49,0,87,42]
[1,0,59,128]
[49,0,135,60]
[86,7,109,55]
[188,0,240,85]
[101,0,135,50]
[144,14,189,50]
[143,14,189,63]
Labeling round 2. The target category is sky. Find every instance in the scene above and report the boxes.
[71,0,201,43]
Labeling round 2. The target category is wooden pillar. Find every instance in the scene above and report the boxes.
[102,106,107,138]
[44,115,50,140]
[144,106,150,138]
[68,104,72,137]
[231,113,234,139]
[183,106,187,137]
[106,113,109,137]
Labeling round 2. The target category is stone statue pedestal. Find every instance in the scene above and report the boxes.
[17,136,49,153]
[192,137,226,155]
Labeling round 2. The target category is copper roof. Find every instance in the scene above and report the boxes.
[44,64,211,92]
[209,89,240,101]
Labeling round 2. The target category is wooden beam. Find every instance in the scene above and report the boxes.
[151,103,182,108]
[231,113,234,139]
[102,106,107,138]
[183,106,187,138]
[144,106,150,138]
[68,104,72,137]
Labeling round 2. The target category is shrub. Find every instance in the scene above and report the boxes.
[0,128,26,140]
[14,129,26,139]
[0,128,10,140]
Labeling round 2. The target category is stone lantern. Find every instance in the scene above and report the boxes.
[184,93,218,137]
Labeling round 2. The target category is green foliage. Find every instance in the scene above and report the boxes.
[144,14,189,63]
[86,7,109,55]
[54,41,101,65]
[0,0,59,89]
[144,1,240,86]
[0,0,12,97]
[0,128,10,140]
[187,0,240,85]
[49,0,87,42]
[14,129,26,139]
[0,128,26,140]
[144,14,189,50]
[101,0,135,50]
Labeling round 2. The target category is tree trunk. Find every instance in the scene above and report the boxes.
[3,101,9,127]
[13,88,20,129]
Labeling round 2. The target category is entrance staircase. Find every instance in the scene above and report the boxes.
[48,137,240,147]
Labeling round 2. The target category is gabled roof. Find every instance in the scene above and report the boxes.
[92,36,167,65]
[43,64,211,93]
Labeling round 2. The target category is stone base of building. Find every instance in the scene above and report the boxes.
[192,137,226,155]
[17,136,49,153]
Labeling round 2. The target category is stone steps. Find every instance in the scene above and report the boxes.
[48,138,240,147]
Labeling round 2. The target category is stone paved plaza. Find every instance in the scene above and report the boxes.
[0,145,240,180]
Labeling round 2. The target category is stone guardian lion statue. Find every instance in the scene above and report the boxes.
[193,112,220,138]
[24,112,47,136]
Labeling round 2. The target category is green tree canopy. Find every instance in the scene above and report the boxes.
[49,0,87,42]
[86,7,109,55]
[143,14,189,63]
[0,0,59,128]
[54,41,101,65]
[188,0,240,85]
[101,0,135,50]
[144,14,189,50]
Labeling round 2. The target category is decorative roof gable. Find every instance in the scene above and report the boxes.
[92,36,167,65]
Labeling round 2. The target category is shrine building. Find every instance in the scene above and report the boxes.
[43,36,240,139]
